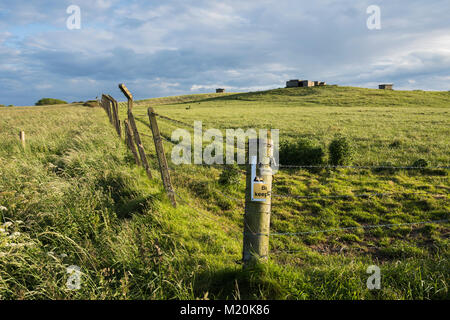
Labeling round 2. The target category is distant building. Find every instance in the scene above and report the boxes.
[286,79,326,88]
[300,80,314,87]
[216,88,225,93]
[286,80,300,88]
[379,84,393,90]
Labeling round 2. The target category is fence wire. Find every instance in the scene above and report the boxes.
[271,240,449,255]
[245,218,449,238]
[153,112,196,130]
[279,164,450,170]
[272,191,449,201]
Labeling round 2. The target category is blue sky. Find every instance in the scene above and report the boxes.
[1,0,449,105]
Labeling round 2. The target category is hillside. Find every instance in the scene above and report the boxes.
[0,86,449,299]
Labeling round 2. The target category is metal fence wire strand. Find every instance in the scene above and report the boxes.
[279,164,450,170]
[272,191,449,201]
[244,218,449,238]
[153,112,196,130]
[271,240,449,255]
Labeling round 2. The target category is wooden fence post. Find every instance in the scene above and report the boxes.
[124,119,140,165]
[119,84,133,113]
[102,94,113,124]
[117,84,152,180]
[128,112,153,180]
[147,107,177,208]
[106,95,122,138]
[242,133,273,266]
[19,131,25,148]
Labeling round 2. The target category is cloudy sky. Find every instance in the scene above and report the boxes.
[1,0,449,105]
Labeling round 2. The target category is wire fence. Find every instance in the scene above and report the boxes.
[245,218,449,238]
[104,98,450,259]
[278,164,450,170]
[272,191,449,201]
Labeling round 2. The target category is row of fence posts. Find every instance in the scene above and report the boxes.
[99,84,273,267]
[100,84,177,207]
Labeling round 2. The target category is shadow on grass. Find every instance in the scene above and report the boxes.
[96,173,158,219]
[193,263,285,300]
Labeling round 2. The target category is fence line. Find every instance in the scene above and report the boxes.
[279,164,450,170]
[271,240,448,255]
[100,86,450,267]
[123,115,450,172]
[152,112,196,130]
[272,191,449,201]
[244,218,449,238]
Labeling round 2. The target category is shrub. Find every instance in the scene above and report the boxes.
[218,164,241,187]
[279,138,324,166]
[83,100,98,108]
[35,98,68,106]
[389,139,402,148]
[328,136,353,165]
[412,159,428,168]
[0,104,5,108]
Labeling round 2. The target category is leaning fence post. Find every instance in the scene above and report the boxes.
[124,120,140,165]
[242,132,273,266]
[102,94,113,124]
[106,95,121,138]
[19,131,25,149]
[147,107,177,208]
[119,84,133,113]
[128,112,152,180]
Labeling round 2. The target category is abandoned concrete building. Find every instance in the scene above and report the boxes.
[379,84,393,90]
[286,79,326,88]
[216,88,225,93]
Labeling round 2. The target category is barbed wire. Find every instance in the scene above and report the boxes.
[278,164,450,170]
[152,112,196,130]
[245,218,449,238]
[271,241,449,255]
[272,191,449,201]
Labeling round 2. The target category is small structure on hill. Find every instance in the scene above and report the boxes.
[379,84,393,90]
[286,79,326,88]
[216,88,225,93]
[286,80,300,88]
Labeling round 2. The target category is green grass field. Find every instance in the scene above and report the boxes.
[1,86,449,299]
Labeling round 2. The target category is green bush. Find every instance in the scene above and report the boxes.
[218,164,241,187]
[328,136,353,165]
[35,98,68,106]
[412,158,428,168]
[279,138,324,166]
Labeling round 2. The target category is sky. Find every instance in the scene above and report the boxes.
[0,0,449,106]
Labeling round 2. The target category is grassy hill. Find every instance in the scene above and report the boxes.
[0,86,449,299]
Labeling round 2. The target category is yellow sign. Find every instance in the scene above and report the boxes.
[252,182,271,201]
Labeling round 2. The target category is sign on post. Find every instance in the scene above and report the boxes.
[250,156,271,202]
